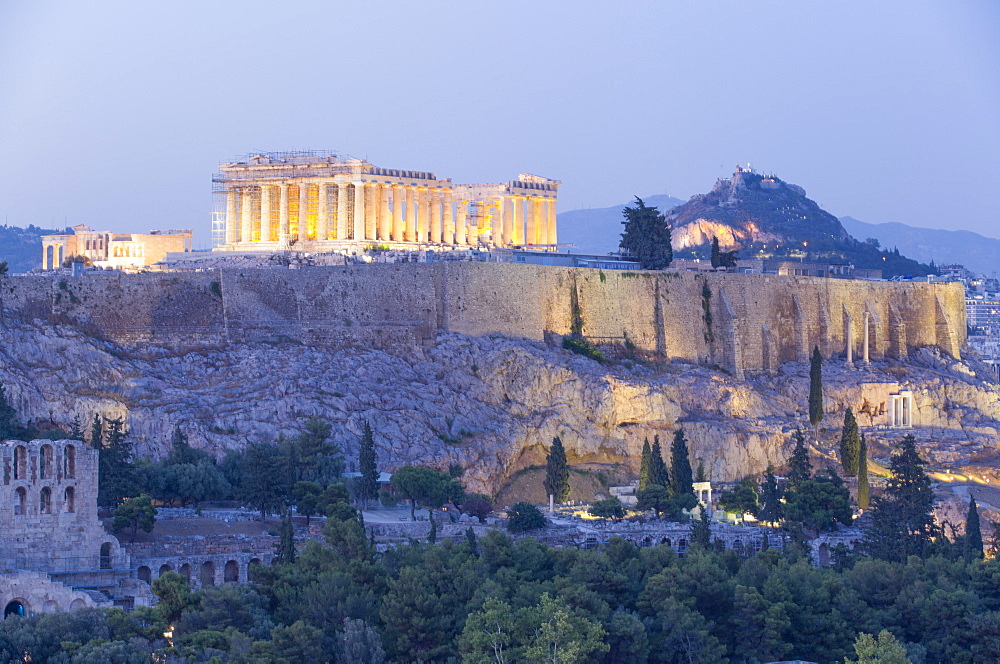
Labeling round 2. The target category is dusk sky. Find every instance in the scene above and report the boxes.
[1,1,997,248]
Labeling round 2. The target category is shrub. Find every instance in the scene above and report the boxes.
[562,336,605,362]
[506,502,547,532]
[589,497,625,520]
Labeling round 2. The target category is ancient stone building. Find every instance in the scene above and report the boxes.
[212,151,559,252]
[41,224,193,270]
[0,438,151,616]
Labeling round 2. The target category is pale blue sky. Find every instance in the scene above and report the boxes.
[1,1,997,247]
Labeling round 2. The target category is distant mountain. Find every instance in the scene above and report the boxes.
[0,225,61,274]
[840,216,1000,277]
[557,194,685,255]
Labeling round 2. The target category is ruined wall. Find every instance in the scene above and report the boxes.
[0,264,966,373]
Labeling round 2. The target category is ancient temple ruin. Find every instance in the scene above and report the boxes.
[211,151,560,251]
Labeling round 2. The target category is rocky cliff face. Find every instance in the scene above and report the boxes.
[2,314,998,496]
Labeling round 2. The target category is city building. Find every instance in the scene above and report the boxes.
[41,225,193,271]
[211,151,560,252]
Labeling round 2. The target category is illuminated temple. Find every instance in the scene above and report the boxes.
[213,151,560,252]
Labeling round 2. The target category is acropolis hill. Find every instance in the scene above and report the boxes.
[4,263,997,499]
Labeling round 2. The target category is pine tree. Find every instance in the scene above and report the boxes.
[809,347,824,431]
[758,466,784,524]
[966,497,984,560]
[787,428,812,490]
[670,429,694,496]
[619,198,672,269]
[544,436,571,504]
[638,438,652,491]
[839,407,861,477]
[648,435,670,491]
[358,420,379,509]
[864,433,936,559]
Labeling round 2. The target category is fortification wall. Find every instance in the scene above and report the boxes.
[0,264,966,374]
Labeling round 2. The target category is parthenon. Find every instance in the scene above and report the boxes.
[212,151,560,252]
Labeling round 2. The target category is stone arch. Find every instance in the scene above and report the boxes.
[661,537,671,547]
[40,445,54,479]
[64,445,76,478]
[69,599,87,611]
[224,560,239,583]
[13,446,26,480]
[817,543,831,567]
[200,561,215,587]
[14,487,26,515]
[677,539,688,556]
[248,558,262,581]
[641,537,652,548]
[100,542,112,569]
[43,600,59,613]
[64,487,75,513]
[732,539,744,556]
[4,599,28,619]
[40,487,52,514]
[137,566,152,583]
[158,564,172,577]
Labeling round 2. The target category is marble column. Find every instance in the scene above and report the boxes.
[430,190,442,243]
[42,244,48,270]
[455,201,467,245]
[317,183,329,242]
[407,186,419,242]
[443,191,454,244]
[418,188,430,242]
[364,184,376,241]
[260,185,273,243]
[226,189,239,245]
[378,184,391,241]
[846,316,854,365]
[241,188,253,243]
[863,311,870,364]
[336,182,349,240]
[525,197,538,246]
[278,184,290,248]
[547,197,557,247]
[536,198,548,246]
[509,197,521,246]
[353,182,367,241]
[298,183,310,243]
[391,185,404,241]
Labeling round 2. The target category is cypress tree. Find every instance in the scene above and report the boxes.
[358,420,379,509]
[638,438,652,491]
[0,384,17,441]
[865,433,936,559]
[90,414,103,450]
[787,428,812,490]
[758,466,783,524]
[966,497,984,560]
[68,416,84,441]
[619,197,673,269]
[839,407,861,477]
[544,436,571,504]
[710,236,721,268]
[809,347,824,431]
[857,433,870,509]
[275,507,296,565]
[670,429,694,496]
[648,435,670,491]
[696,460,707,483]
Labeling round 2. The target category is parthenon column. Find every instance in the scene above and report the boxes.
[418,188,430,242]
[535,198,548,246]
[509,197,521,246]
[298,183,310,243]
[353,182,366,241]
[336,182,349,240]
[407,187,419,242]
[430,191,442,243]
[526,197,538,246]
[378,184,391,241]
[455,201,467,245]
[260,185,273,243]
[241,188,253,244]
[278,184,290,249]
[443,191,454,244]
[317,183,329,242]
[226,189,239,245]
[391,185,404,241]
[863,311,871,364]
[364,184,376,240]
[547,198,557,247]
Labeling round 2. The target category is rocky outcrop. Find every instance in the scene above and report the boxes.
[1,315,998,495]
